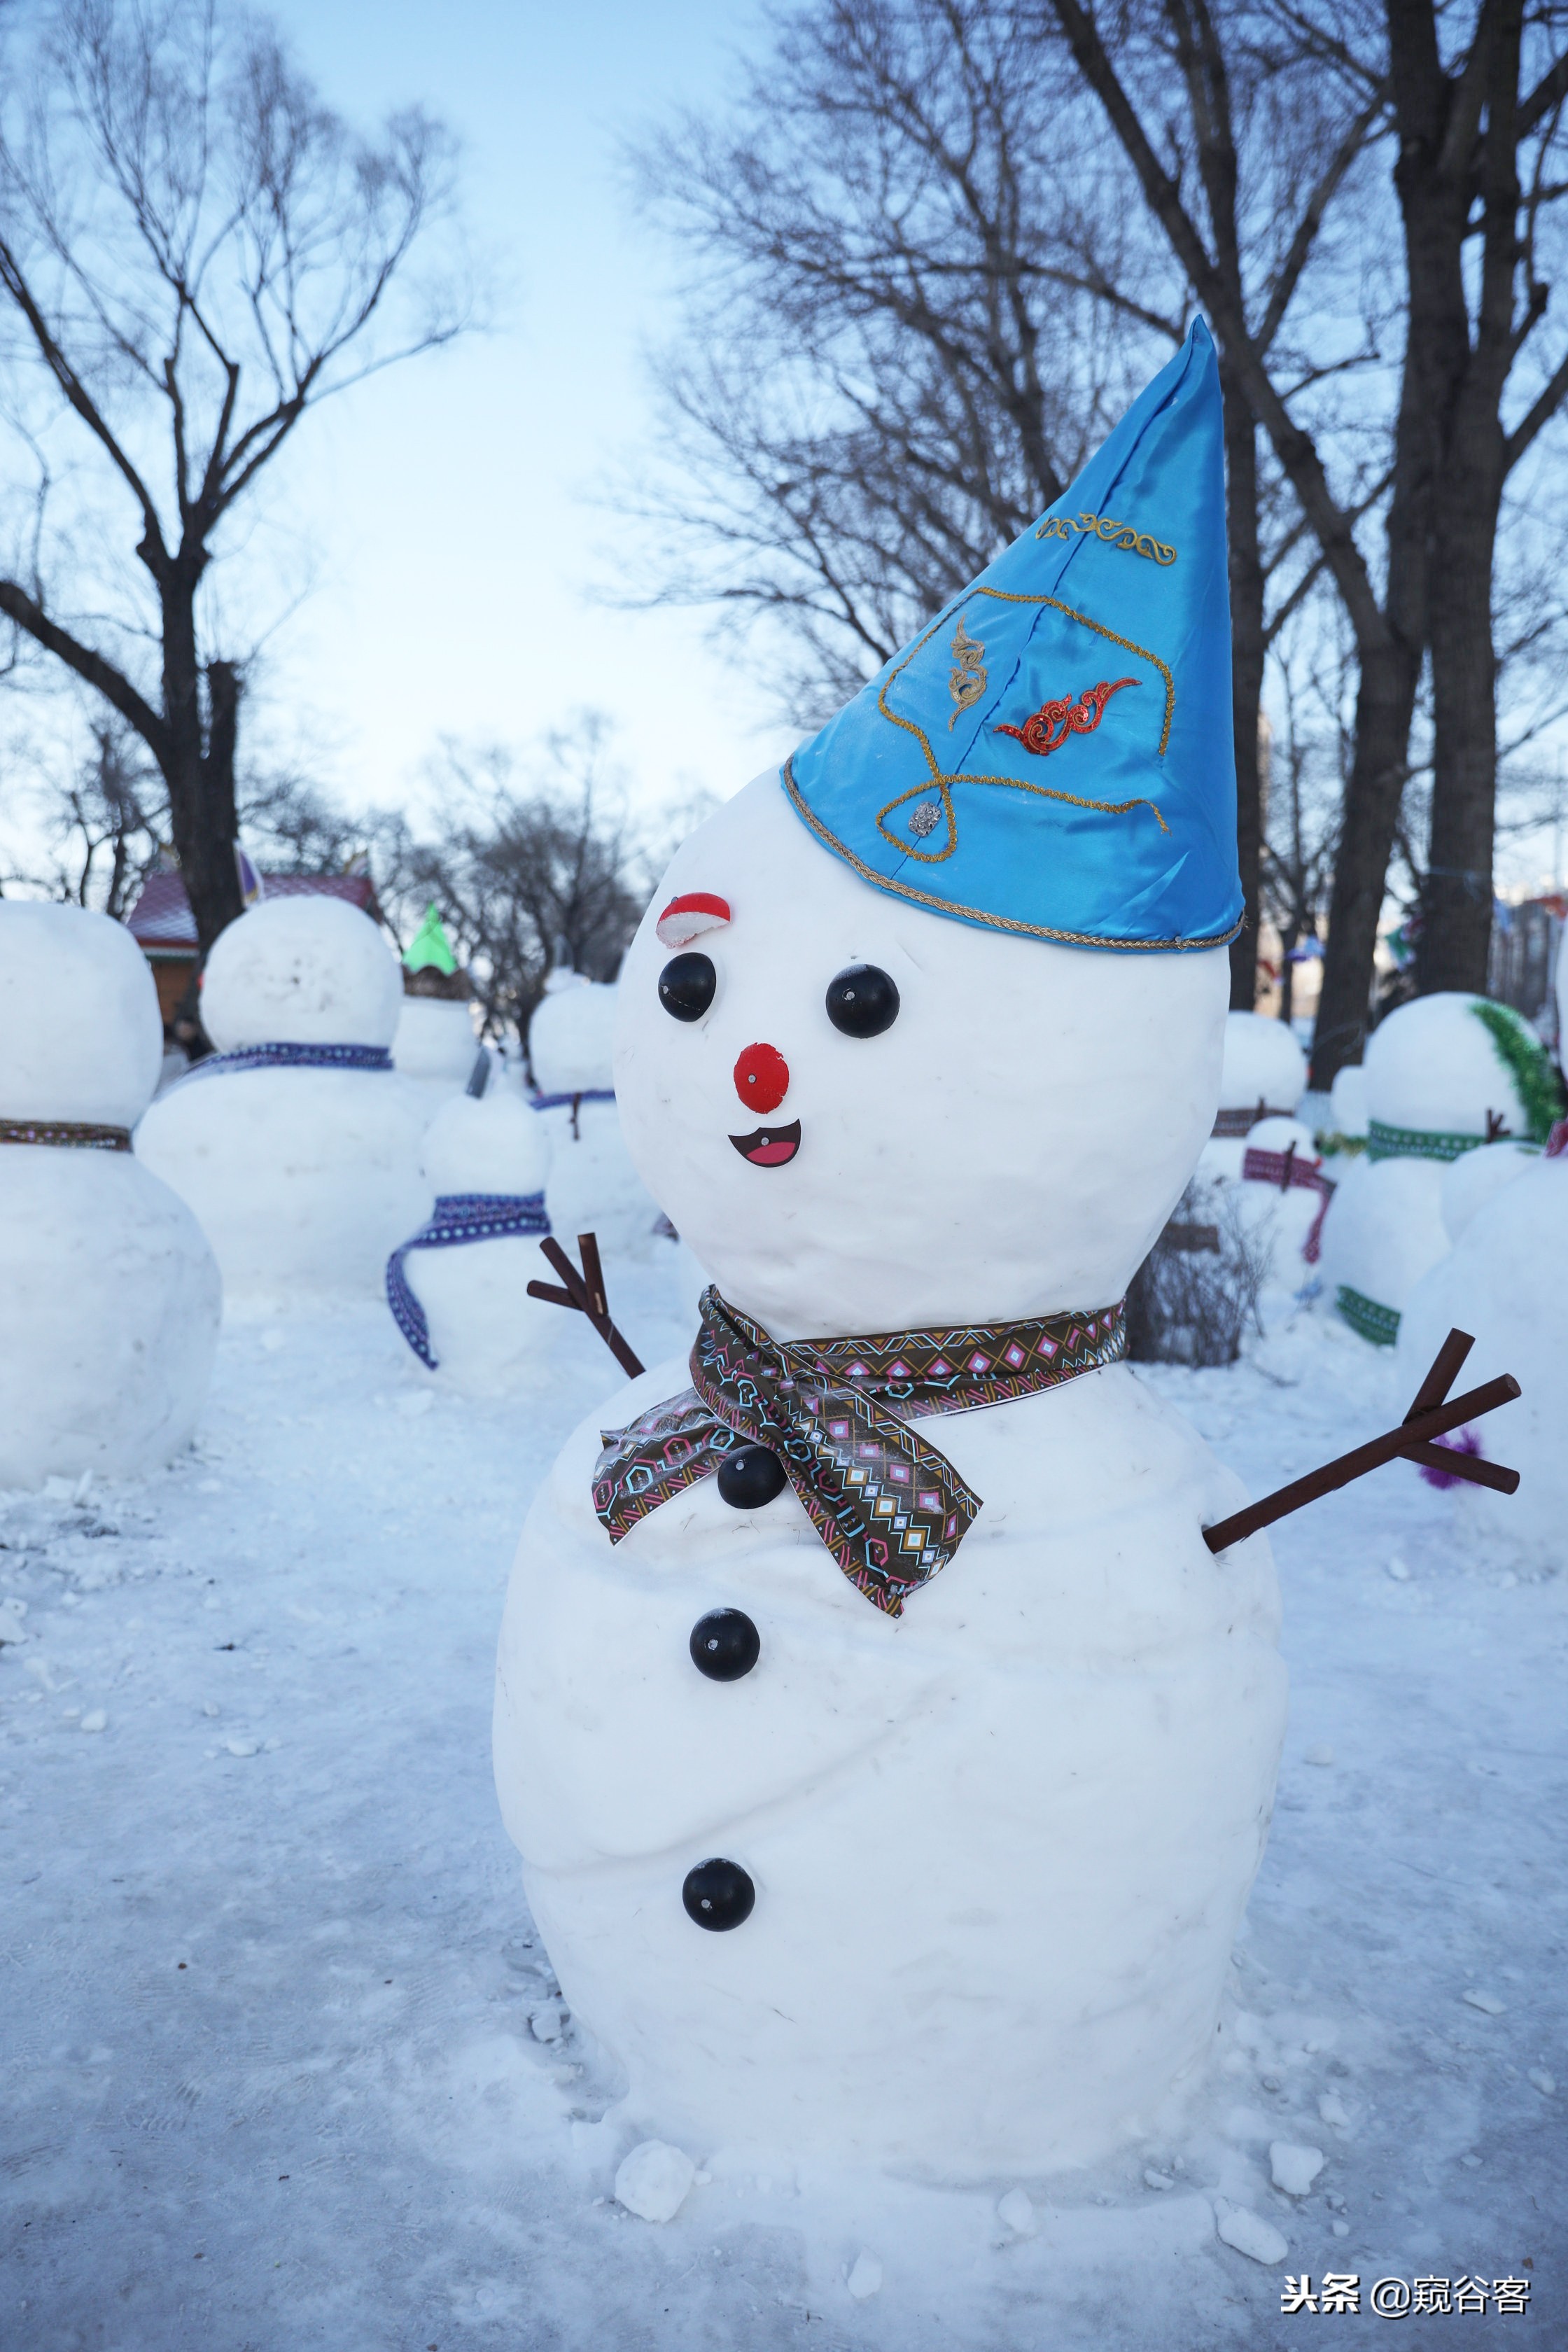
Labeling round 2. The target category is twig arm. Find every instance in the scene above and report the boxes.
[529,1233,647,1380]
[1203,1359,1521,1553]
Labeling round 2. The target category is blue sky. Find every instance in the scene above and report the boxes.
[255,0,793,829]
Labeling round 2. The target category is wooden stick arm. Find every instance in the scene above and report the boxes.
[528,1233,646,1380]
[1203,1329,1521,1554]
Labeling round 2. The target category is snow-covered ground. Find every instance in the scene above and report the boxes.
[2,1275,1562,2350]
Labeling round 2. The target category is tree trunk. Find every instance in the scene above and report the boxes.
[1396,0,1523,998]
[1312,632,1423,1083]
[1222,354,1264,1009]
[1421,470,1503,993]
[158,571,244,953]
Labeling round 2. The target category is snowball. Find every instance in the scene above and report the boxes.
[612,2139,695,2223]
[529,976,617,1094]
[393,995,477,1089]
[78,1709,108,1734]
[528,2001,564,2043]
[1317,2093,1350,2129]
[1218,1011,1306,1117]
[0,900,163,1126]
[846,2253,883,2300]
[1269,2141,1324,2195]
[1214,2199,1288,2264]
[200,896,402,1051]
[996,2188,1037,2236]
[1364,991,1533,1138]
[1440,1140,1537,1244]
[421,1091,550,1196]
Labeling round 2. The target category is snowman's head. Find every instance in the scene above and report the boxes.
[201,896,402,1053]
[0,901,163,1127]
[615,776,1227,1339]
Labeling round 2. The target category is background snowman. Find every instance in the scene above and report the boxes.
[494,323,1287,2183]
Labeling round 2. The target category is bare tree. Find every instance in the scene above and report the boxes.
[630,0,1391,1013]
[626,0,1181,724]
[374,718,654,1048]
[1,714,164,913]
[0,0,467,952]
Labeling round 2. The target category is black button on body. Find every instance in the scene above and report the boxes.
[690,1606,760,1681]
[682,1857,755,1931]
[716,1443,788,1511]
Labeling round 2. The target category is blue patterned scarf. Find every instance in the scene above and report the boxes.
[386,1191,550,1368]
[181,1042,395,1081]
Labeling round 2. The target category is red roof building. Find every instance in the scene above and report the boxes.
[126,868,383,1035]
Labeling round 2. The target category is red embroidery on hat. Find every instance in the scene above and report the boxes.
[657,892,732,948]
[995,676,1138,757]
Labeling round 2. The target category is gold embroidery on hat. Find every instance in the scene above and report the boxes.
[1036,511,1177,565]
[946,615,988,727]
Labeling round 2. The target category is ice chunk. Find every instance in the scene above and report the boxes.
[613,2140,694,2224]
[846,2253,883,2300]
[1214,2199,1288,2264]
[1144,2168,1175,2191]
[1270,2142,1324,2195]
[1527,2067,1555,2096]
[1462,1989,1506,2015]
[1317,2092,1350,2129]
[528,2001,565,2043]
[79,1709,107,1734]
[1303,1745,1335,1766]
[996,2188,1037,2236]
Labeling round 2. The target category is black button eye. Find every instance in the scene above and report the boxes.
[825,963,899,1038]
[659,952,716,1021]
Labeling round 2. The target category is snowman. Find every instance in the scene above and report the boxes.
[0,902,220,1486]
[136,895,430,1303]
[528,968,664,1261]
[385,1079,559,1392]
[1200,1009,1308,1180]
[1395,939,1568,1561]
[493,323,1289,2181]
[1317,990,1555,1345]
[392,905,484,1110]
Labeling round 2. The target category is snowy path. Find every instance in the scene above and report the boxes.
[2,1286,1562,2350]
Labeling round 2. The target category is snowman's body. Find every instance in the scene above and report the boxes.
[1318,993,1536,1345]
[388,1088,559,1392]
[494,778,1286,2179]
[1396,944,1567,1560]
[1220,1111,1326,1306]
[0,903,220,1487]
[136,897,430,1303]
[1397,1152,1566,1564]
[529,974,662,1260]
[1198,1012,1308,1183]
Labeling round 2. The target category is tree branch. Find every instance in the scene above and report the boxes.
[0,580,170,764]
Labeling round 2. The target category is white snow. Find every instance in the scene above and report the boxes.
[996,2187,1037,2234]
[613,2138,696,2223]
[2,1278,1563,2345]
[1269,2141,1325,2194]
[1217,1011,1306,1118]
[1213,2199,1289,2264]
[845,2251,883,2299]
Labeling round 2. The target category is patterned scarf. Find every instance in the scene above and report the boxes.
[386,1191,550,1369]
[1366,1117,1488,1163]
[594,1286,1126,1617]
[1212,1102,1293,1138]
[0,1117,132,1151]
[1241,1142,1336,1264]
[180,1042,394,1082]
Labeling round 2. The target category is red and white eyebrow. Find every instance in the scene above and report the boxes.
[656,892,732,948]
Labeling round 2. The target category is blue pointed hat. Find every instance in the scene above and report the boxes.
[781,319,1240,951]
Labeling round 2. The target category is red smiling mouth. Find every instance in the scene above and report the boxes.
[729,1119,802,1168]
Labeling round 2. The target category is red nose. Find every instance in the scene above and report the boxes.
[733,1042,790,1114]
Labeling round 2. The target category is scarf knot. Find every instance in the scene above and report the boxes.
[594,1287,1126,1617]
